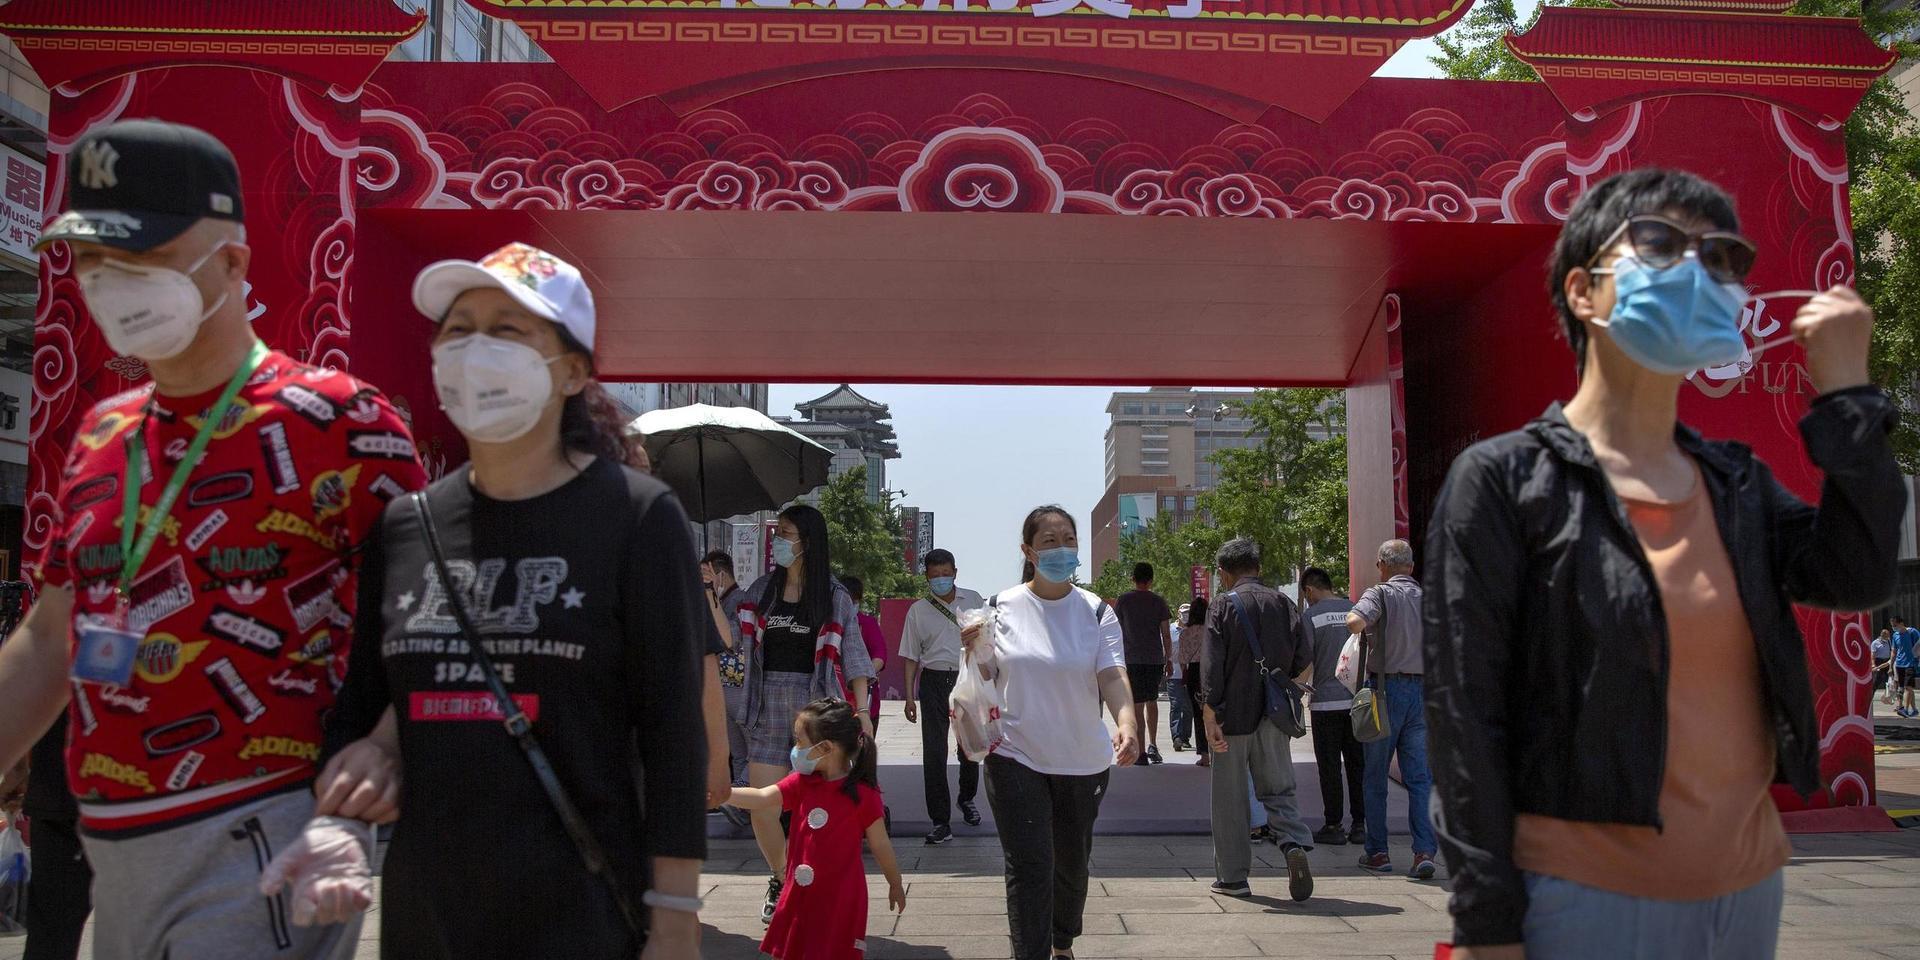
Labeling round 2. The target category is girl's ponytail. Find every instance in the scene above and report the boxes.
[848,727,880,803]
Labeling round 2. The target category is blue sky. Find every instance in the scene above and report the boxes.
[767,37,1479,592]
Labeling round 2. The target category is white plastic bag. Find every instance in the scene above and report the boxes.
[0,818,27,937]
[949,607,1006,762]
[1334,632,1363,694]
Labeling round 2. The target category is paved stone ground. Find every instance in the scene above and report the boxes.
[82,827,1900,959]
[11,697,1920,958]
[10,816,1920,959]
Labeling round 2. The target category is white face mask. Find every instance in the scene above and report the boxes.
[77,241,231,361]
[431,334,562,444]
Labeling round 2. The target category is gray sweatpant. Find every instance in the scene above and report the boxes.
[81,788,361,960]
[1210,716,1313,884]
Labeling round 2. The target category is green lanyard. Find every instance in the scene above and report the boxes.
[117,340,270,601]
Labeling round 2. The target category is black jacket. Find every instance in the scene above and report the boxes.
[1422,386,1902,946]
[1201,578,1310,737]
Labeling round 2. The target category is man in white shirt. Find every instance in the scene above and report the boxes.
[900,549,987,844]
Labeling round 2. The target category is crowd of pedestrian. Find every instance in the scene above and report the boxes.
[0,119,1902,960]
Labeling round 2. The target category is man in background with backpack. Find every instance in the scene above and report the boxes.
[1347,538,1437,879]
[1200,537,1314,902]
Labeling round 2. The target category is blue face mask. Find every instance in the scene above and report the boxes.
[771,537,798,569]
[1033,547,1079,583]
[928,576,956,597]
[790,742,822,775]
[1595,255,1747,375]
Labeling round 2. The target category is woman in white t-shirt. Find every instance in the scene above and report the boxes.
[964,505,1138,960]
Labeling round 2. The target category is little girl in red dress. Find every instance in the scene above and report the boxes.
[726,698,906,960]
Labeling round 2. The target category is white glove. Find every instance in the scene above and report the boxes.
[258,816,374,926]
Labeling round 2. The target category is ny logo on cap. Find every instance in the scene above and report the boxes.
[78,141,120,190]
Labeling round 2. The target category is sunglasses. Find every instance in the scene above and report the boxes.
[1585,214,1758,285]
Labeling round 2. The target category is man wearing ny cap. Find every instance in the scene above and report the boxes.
[0,119,426,957]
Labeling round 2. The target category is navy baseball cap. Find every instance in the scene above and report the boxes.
[35,119,244,253]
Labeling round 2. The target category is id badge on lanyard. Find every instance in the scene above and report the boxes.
[71,342,268,687]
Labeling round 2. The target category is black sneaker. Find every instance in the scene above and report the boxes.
[761,875,782,924]
[925,824,954,845]
[1282,843,1314,902]
[1348,823,1367,846]
[1172,739,1189,752]
[959,800,981,827]
[1313,824,1348,846]
[1146,745,1165,764]
[1250,825,1276,844]
[1209,879,1253,898]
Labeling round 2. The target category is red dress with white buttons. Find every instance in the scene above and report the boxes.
[763,771,885,960]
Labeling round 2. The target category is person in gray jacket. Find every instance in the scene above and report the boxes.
[1300,567,1364,847]
[738,503,877,924]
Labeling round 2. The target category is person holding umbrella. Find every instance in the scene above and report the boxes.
[630,403,834,533]
[736,504,878,925]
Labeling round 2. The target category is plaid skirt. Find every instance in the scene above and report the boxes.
[747,672,816,767]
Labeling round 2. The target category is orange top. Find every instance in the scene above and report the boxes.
[1512,470,1790,900]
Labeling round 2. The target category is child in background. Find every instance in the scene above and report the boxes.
[727,698,906,960]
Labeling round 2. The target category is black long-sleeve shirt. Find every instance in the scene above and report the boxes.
[1201,577,1309,737]
[327,458,709,959]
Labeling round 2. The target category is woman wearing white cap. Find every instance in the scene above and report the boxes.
[278,242,718,958]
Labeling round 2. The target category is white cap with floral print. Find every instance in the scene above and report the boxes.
[412,241,597,352]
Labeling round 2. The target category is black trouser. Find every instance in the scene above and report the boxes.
[917,669,978,826]
[23,815,92,960]
[1184,663,1205,731]
[984,754,1109,960]
[1309,708,1366,829]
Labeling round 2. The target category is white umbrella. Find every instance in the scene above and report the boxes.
[630,404,833,522]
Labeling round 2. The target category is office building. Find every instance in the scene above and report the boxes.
[603,382,769,421]
[1093,388,1340,571]
[388,0,547,64]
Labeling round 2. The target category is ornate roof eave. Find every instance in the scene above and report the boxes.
[461,0,1474,122]
[1506,7,1896,125]
[0,1,425,94]
[798,383,888,413]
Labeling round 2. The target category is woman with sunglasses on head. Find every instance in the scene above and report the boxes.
[289,243,715,959]
[737,504,877,925]
[964,505,1138,960]
[1423,169,1900,960]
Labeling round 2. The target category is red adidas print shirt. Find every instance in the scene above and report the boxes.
[37,349,427,833]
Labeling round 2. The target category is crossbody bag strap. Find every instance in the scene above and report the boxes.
[1226,590,1267,672]
[1369,583,1389,689]
[410,493,643,938]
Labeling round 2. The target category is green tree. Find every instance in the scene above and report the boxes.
[1090,513,1220,607]
[1431,2,1920,468]
[815,466,918,608]
[1197,389,1350,589]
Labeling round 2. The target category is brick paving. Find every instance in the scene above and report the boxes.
[11,700,1920,958]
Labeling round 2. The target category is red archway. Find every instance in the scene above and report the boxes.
[0,0,1896,815]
